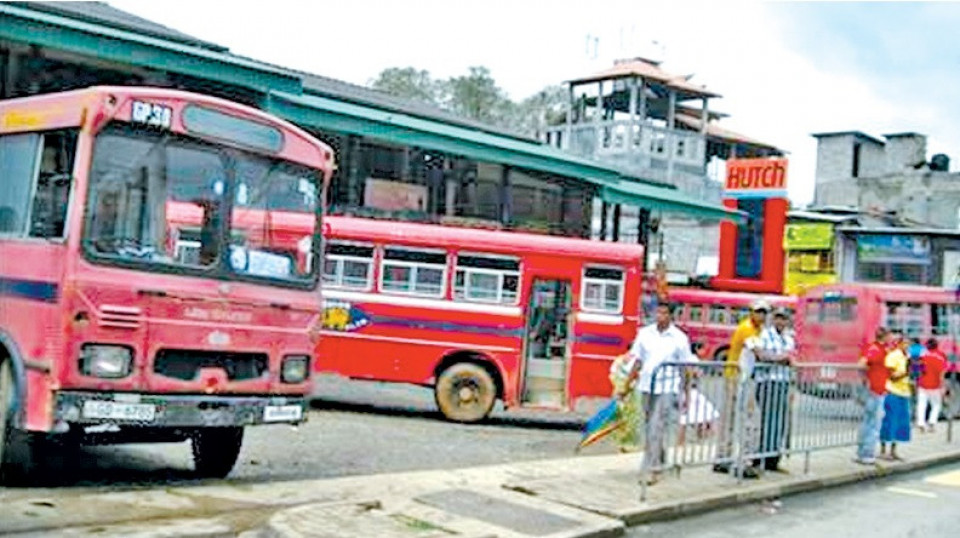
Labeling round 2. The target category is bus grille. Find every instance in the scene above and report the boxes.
[153,350,269,381]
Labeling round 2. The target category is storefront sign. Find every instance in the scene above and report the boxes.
[724,158,789,199]
[857,234,931,265]
[784,223,834,250]
[363,178,428,212]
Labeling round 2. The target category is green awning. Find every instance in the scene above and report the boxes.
[267,91,628,183]
[600,181,744,223]
[0,3,302,94]
[266,91,741,222]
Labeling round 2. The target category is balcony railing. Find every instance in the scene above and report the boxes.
[543,121,706,173]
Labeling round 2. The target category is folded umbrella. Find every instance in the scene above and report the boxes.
[575,398,624,452]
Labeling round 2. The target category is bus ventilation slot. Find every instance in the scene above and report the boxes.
[98,305,143,329]
[153,350,269,381]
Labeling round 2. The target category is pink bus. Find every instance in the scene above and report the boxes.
[668,288,797,361]
[795,283,960,412]
[0,87,334,481]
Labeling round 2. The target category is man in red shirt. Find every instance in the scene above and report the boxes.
[916,338,948,432]
[855,326,892,465]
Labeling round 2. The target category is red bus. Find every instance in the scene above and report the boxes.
[0,87,334,481]
[796,283,960,411]
[316,216,645,422]
[668,287,796,361]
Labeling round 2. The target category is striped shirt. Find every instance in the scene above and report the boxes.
[757,326,795,381]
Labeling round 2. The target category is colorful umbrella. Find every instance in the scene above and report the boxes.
[575,398,624,452]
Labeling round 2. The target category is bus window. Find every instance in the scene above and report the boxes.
[735,307,751,323]
[885,302,925,337]
[804,299,823,323]
[708,305,730,325]
[931,304,960,336]
[823,297,857,322]
[29,131,77,239]
[688,304,704,323]
[581,266,625,313]
[0,133,41,236]
[380,247,447,297]
[324,242,375,290]
[453,253,520,304]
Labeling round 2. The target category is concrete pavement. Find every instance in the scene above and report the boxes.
[2,428,959,537]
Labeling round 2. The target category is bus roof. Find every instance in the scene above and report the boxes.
[325,216,644,264]
[805,282,954,301]
[668,287,796,306]
[0,86,334,170]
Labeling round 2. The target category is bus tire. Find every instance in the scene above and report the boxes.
[434,363,497,423]
[192,426,244,479]
[0,360,36,485]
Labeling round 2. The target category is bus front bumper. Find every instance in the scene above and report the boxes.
[53,391,308,428]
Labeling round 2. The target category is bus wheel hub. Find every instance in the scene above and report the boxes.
[458,386,476,404]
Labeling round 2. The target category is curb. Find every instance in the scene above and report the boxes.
[617,449,960,526]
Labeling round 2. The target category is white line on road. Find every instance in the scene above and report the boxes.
[886,486,937,499]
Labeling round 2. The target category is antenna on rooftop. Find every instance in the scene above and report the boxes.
[585,34,600,60]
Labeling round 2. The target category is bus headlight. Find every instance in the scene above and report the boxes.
[281,355,310,384]
[80,345,133,379]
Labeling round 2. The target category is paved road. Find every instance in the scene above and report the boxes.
[1,376,607,492]
[1,376,862,495]
[628,461,960,537]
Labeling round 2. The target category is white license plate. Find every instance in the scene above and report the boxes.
[263,404,303,423]
[82,401,156,422]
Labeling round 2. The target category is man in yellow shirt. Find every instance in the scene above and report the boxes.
[713,299,769,477]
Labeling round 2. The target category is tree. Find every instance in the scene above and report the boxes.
[369,67,441,107]
[369,66,568,138]
[443,66,513,125]
[511,85,568,136]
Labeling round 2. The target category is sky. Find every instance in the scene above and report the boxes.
[109,0,960,206]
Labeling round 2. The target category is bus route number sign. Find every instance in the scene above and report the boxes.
[131,101,172,129]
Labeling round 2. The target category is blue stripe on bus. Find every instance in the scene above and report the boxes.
[370,314,626,347]
[0,276,59,303]
[576,334,625,347]
[369,314,525,337]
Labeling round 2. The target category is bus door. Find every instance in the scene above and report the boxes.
[520,279,572,408]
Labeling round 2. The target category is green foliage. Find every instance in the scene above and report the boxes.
[369,66,566,136]
[370,67,442,107]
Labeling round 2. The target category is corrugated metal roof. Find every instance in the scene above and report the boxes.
[18,1,225,51]
[835,225,960,237]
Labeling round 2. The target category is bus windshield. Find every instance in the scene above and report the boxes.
[83,124,320,286]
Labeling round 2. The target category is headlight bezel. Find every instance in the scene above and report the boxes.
[281,355,310,384]
[80,344,134,379]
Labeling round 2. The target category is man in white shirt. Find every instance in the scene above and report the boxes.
[623,302,696,484]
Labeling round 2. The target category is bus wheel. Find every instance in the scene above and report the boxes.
[192,427,244,479]
[0,360,35,485]
[435,363,497,423]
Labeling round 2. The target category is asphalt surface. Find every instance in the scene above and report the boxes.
[2,376,605,491]
[1,376,861,496]
[628,461,960,537]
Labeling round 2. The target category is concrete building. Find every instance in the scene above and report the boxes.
[543,58,783,275]
[814,131,959,229]
[785,205,960,289]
